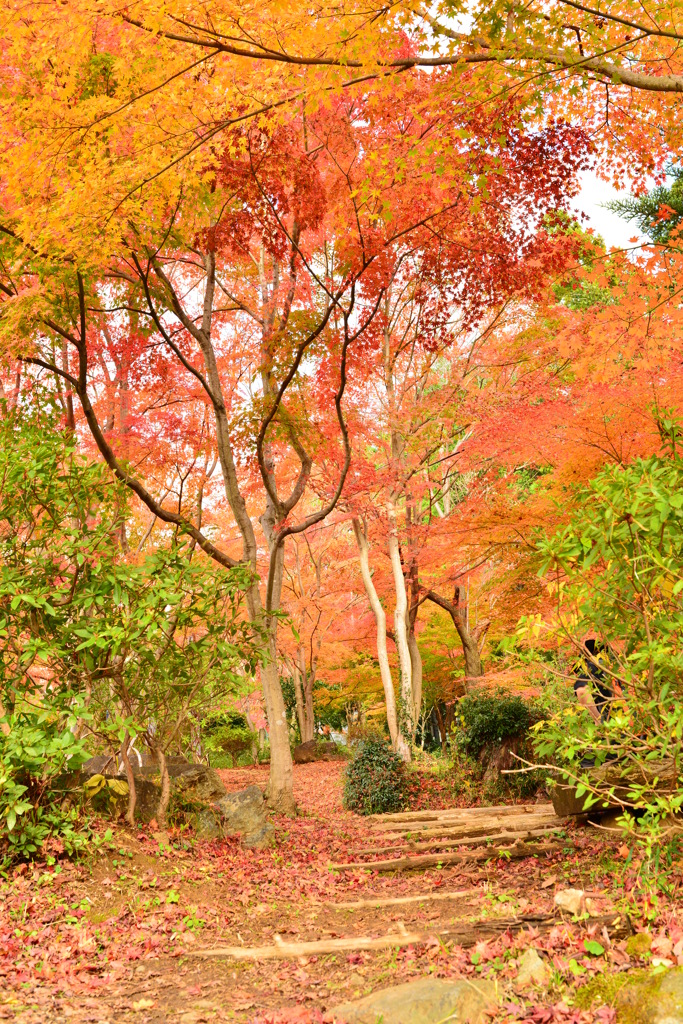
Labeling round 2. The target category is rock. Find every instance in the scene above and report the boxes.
[215,785,275,849]
[66,759,272,847]
[316,740,338,759]
[331,977,497,1024]
[293,740,317,764]
[80,753,119,776]
[626,931,653,957]
[616,966,683,1023]
[292,739,339,764]
[553,888,598,917]
[192,808,224,839]
[121,763,227,823]
[170,764,226,804]
[516,947,551,988]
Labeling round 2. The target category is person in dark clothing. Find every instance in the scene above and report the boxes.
[573,639,617,723]
[573,638,624,766]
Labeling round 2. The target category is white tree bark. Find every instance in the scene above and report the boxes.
[387,502,414,748]
[352,518,410,759]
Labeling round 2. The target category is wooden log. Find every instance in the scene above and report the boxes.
[368,803,555,824]
[334,889,475,910]
[374,815,562,841]
[356,826,565,858]
[330,840,562,872]
[370,809,560,827]
[192,912,627,961]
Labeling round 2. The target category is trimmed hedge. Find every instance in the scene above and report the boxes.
[343,740,408,815]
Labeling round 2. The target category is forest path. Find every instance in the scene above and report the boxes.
[0,763,675,1024]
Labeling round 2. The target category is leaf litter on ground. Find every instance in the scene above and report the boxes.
[0,762,681,1023]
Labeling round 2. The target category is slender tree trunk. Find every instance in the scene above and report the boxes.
[303,669,315,743]
[353,518,409,758]
[295,647,315,742]
[260,654,294,809]
[180,254,295,814]
[61,341,75,431]
[408,630,423,727]
[152,745,171,829]
[434,704,448,754]
[291,657,306,741]
[120,731,137,827]
[425,588,484,686]
[260,524,296,814]
[387,504,413,748]
[290,659,305,741]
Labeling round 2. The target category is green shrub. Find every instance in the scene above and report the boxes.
[455,690,539,759]
[202,712,256,768]
[343,740,409,815]
[0,711,90,864]
[533,418,683,845]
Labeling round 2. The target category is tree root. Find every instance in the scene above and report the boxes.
[333,888,474,910]
[193,912,628,960]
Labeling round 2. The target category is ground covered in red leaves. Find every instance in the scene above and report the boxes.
[0,762,681,1024]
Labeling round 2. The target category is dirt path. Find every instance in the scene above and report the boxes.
[0,763,680,1024]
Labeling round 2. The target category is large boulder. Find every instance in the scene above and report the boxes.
[214,785,275,848]
[292,739,339,764]
[71,759,273,846]
[292,740,317,764]
[616,966,683,1023]
[76,759,226,821]
[332,977,497,1024]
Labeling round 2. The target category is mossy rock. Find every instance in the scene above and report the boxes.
[625,932,652,957]
[574,969,649,1011]
[575,967,683,1023]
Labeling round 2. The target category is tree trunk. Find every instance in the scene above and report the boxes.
[407,557,422,726]
[259,515,296,814]
[433,704,448,753]
[387,505,414,747]
[408,629,423,727]
[120,731,137,827]
[353,518,409,759]
[296,647,315,743]
[291,657,307,742]
[261,637,295,813]
[153,745,171,829]
[425,588,483,686]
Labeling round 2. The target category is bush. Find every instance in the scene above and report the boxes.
[450,690,546,801]
[0,711,90,864]
[343,740,409,814]
[455,690,539,759]
[532,416,683,845]
[202,712,256,768]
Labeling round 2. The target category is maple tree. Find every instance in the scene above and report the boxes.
[0,29,597,803]
[2,6,683,1023]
